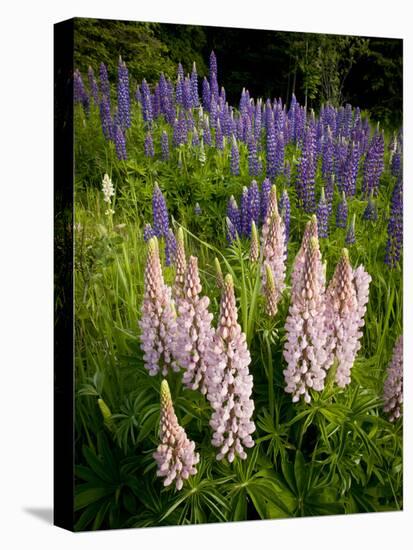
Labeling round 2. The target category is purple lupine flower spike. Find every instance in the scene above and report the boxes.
[114,125,127,160]
[336,192,348,229]
[175,256,215,394]
[205,274,255,462]
[144,132,154,157]
[153,379,199,490]
[383,336,403,422]
[363,192,378,222]
[241,186,250,236]
[143,223,155,242]
[345,214,356,245]
[316,188,329,238]
[190,62,199,107]
[139,238,178,376]
[99,95,113,141]
[226,217,238,244]
[117,57,131,129]
[99,62,111,101]
[248,180,260,228]
[161,130,169,161]
[87,66,99,104]
[152,182,170,237]
[227,195,241,235]
[165,228,177,267]
[385,175,403,268]
[261,178,272,222]
[230,136,240,175]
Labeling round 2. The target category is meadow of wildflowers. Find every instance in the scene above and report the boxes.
[73,47,403,531]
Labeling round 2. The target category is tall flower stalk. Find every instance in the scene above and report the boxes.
[383,336,403,422]
[206,274,255,461]
[139,238,178,376]
[154,380,199,490]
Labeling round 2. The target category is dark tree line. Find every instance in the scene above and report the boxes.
[74,18,402,128]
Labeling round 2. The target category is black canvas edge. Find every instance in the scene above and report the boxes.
[54,18,75,532]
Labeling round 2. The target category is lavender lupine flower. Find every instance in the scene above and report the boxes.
[117,57,131,129]
[227,195,241,235]
[195,203,202,216]
[139,238,178,376]
[152,183,170,237]
[205,274,255,461]
[143,223,155,243]
[283,237,331,403]
[325,173,334,214]
[279,189,291,243]
[264,263,278,317]
[261,178,272,221]
[325,249,371,387]
[383,336,403,422]
[261,210,286,313]
[226,217,238,244]
[248,180,260,228]
[249,221,259,262]
[266,119,277,178]
[362,129,385,196]
[385,176,403,268]
[345,214,356,245]
[230,136,240,175]
[248,138,261,177]
[154,379,199,490]
[99,62,111,101]
[74,69,90,114]
[296,124,316,213]
[336,192,348,229]
[215,119,224,150]
[87,66,99,104]
[172,227,187,305]
[203,115,212,146]
[161,130,169,161]
[175,256,215,394]
[190,62,199,107]
[363,192,378,222]
[241,187,250,237]
[202,77,211,111]
[322,127,334,179]
[144,132,154,157]
[99,95,113,140]
[165,228,177,267]
[141,79,153,125]
[114,125,127,160]
[192,127,200,147]
[316,188,329,238]
[391,145,402,178]
[275,131,285,175]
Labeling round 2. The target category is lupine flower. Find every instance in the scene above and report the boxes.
[291,215,321,302]
[143,223,155,242]
[266,120,277,178]
[175,256,215,394]
[385,176,403,268]
[102,173,115,215]
[99,95,113,141]
[152,183,170,238]
[202,77,211,111]
[248,180,260,228]
[325,249,371,387]
[165,228,177,267]
[99,62,111,101]
[74,69,90,114]
[336,192,348,229]
[249,221,259,262]
[363,192,378,222]
[260,178,272,221]
[227,195,241,235]
[226,217,238,244]
[261,184,278,241]
[296,124,316,213]
[279,189,291,242]
[261,210,286,313]
[190,62,199,107]
[230,136,240,175]
[139,238,178,376]
[195,203,202,216]
[345,214,356,245]
[316,188,329,238]
[117,57,131,129]
[144,132,154,157]
[283,237,331,403]
[383,336,403,422]
[215,119,224,150]
[362,129,384,196]
[161,131,169,161]
[264,263,278,317]
[192,127,200,147]
[114,125,127,160]
[198,138,206,165]
[173,227,186,303]
[205,274,255,461]
[325,173,334,214]
[154,379,199,490]
[87,66,99,104]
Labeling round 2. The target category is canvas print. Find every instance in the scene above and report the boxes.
[58,17,403,530]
